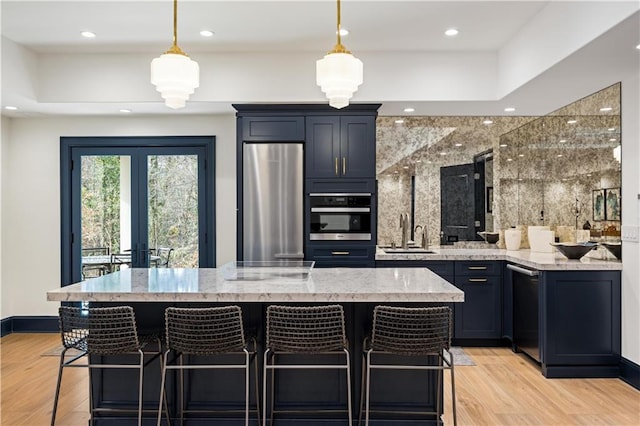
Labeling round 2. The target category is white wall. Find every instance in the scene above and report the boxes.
[0,116,9,319]
[1,114,236,318]
[620,73,640,365]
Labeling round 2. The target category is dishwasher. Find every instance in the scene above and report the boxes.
[507,263,541,363]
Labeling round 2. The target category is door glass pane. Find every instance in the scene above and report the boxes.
[81,155,132,277]
[147,155,199,268]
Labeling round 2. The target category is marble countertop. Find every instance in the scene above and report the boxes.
[46,267,465,303]
[375,246,622,271]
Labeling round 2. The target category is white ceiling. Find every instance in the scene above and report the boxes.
[1,1,639,117]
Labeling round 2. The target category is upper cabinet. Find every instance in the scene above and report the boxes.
[306,115,376,179]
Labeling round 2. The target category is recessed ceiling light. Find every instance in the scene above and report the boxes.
[445,28,459,36]
[455,143,463,147]
[119,109,132,113]
[81,31,96,38]
[559,139,567,143]
[636,44,640,50]
[609,138,617,142]
[483,120,493,125]
[403,107,415,113]
[499,144,508,148]
[504,107,516,112]
[395,119,404,124]
[4,106,17,110]
[599,107,613,112]
[567,119,577,124]
[608,127,616,131]
[200,30,214,37]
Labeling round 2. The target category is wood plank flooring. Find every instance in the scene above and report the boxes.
[1,334,639,425]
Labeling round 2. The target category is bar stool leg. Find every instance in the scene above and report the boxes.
[450,357,457,426]
[365,351,372,426]
[50,350,67,426]
[157,352,169,426]
[262,350,269,426]
[344,349,353,425]
[137,350,144,426]
[357,352,366,426]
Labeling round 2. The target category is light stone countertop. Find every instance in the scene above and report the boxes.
[375,246,623,271]
[46,267,464,303]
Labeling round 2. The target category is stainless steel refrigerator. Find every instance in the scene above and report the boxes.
[243,143,304,262]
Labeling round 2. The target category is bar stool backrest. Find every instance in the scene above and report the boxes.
[165,306,246,355]
[59,306,140,355]
[58,306,89,351]
[266,305,347,353]
[370,306,452,355]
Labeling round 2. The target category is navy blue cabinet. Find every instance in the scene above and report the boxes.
[309,244,375,267]
[539,270,621,378]
[453,261,502,341]
[305,115,376,179]
[240,116,304,141]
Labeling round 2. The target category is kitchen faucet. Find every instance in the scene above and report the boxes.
[399,213,409,249]
[414,225,428,249]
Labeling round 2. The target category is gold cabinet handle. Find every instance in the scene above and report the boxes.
[342,157,346,175]
[468,278,488,283]
[331,251,350,255]
[335,157,339,176]
[468,266,488,270]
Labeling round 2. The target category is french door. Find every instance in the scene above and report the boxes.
[61,137,215,285]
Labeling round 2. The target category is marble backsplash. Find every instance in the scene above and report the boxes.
[376,83,622,247]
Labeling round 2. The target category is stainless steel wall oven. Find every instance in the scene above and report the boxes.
[309,193,372,240]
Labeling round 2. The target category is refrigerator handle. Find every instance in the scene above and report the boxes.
[274,253,305,259]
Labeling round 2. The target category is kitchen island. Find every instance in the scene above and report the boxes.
[47,266,463,425]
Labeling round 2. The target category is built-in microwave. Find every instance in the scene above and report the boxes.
[309,193,372,241]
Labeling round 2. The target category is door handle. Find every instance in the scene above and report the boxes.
[335,157,339,176]
[342,157,346,175]
[506,264,539,276]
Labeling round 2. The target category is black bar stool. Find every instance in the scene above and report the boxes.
[158,306,260,426]
[51,305,168,426]
[359,305,457,426]
[263,304,352,425]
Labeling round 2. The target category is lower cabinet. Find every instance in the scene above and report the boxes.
[539,269,621,378]
[308,244,375,267]
[453,261,502,341]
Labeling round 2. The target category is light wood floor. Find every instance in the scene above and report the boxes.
[1,333,639,425]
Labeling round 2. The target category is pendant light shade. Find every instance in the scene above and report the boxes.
[150,0,199,109]
[316,0,363,109]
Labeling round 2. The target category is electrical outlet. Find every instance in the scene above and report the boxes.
[621,225,639,243]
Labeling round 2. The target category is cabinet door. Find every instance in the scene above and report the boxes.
[453,275,502,339]
[340,116,376,178]
[305,116,341,178]
[241,116,304,141]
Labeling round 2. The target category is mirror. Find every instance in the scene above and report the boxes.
[376,83,621,246]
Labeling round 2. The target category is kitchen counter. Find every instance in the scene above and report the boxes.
[46,266,464,303]
[375,246,622,271]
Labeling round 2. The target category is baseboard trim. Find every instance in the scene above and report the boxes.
[0,316,59,337]
[620,357,640,390]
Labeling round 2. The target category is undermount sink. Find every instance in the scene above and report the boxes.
[382,248,436,254]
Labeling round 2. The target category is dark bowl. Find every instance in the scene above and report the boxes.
[477,231,499,244]
[550,242,598,260]
[600,242,622,260]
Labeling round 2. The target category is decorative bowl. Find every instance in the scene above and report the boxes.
[550,242,598,260]
[477,231,499,244]
[600,242,622,260]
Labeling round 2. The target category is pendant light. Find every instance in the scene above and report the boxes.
[150,0,199,109]
[316,0,363,109]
